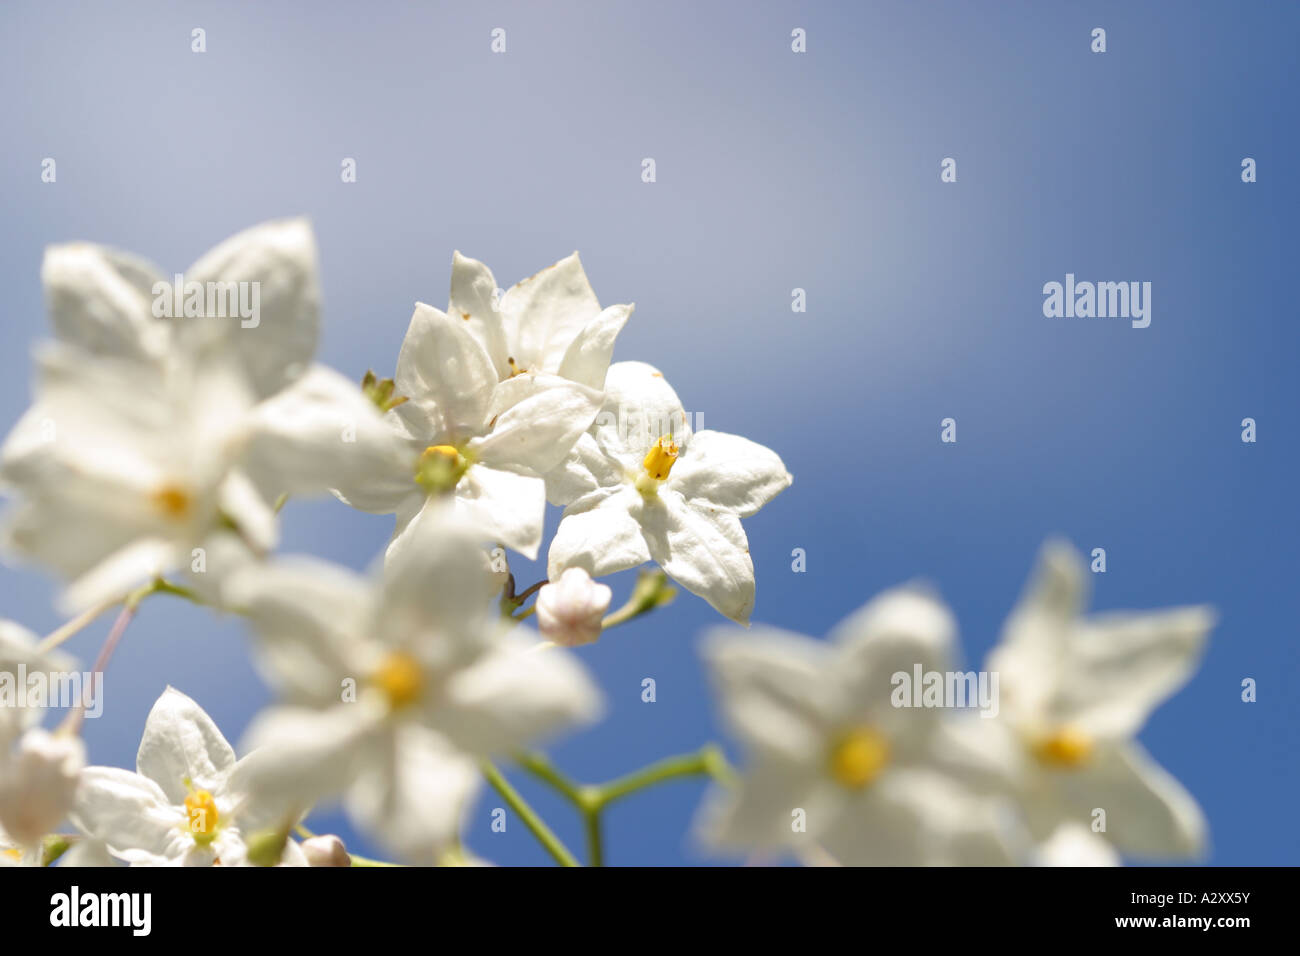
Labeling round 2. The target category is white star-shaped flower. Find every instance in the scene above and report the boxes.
[226,507,601,861]
[71,687,306,866]
[951,541,1212,861]
[700,589,1015,865]
[546,361,791,623]
[448,251,632,388]
[330,303,604,560]
[1,221,407,610]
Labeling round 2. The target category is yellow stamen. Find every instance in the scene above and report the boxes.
[151,484,192,521]
[641,435,679,481]
[1031,726,1095,768]
[2,848,21,861]
[184,790,219,843]
[506,357,527,377]
[372,651,424,710]
[828,727,890,789]
[415,444,468,493]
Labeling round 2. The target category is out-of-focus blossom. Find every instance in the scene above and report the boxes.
[227,506,601,861]
[0,728,84,848]
[699,589,1015,865]
[301,833,351,867]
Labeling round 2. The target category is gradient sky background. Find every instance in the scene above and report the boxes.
[1,1,1295,866]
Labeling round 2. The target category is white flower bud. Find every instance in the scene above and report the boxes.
[0,729,84,846]
[301,833,351,867]
[535,568,612,647]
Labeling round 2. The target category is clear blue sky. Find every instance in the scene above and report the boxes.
[1,1,1295,865]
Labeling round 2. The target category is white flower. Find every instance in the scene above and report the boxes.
[961,541,1212,861]
[227,506,601,860]
[535,568,612,647]
[330,303,603,560]
[547,361,791,623]
[71,687,305,866]
[40,218,319,399]
[0,728,84,848]
[700,589,1015,865]
[448,251,632,388]
[2,221,404,609]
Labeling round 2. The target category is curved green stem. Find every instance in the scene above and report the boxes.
[516,745,734,866]
[480,759,580,867]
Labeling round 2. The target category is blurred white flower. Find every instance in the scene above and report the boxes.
[955,541,1212,861]
[71,687,305,867]
[448,251,632,389]
[700,589,1015,865]
[2,221,405,609]
[227,506,602,860]
[0,727,84,848]
[330,303,603,560]
[547,361,791,623]
[536,568,612,647]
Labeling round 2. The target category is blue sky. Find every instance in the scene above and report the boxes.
[1,1,1295,865]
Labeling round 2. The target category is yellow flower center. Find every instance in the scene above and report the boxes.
[415,444,469,494]
[2,848,21,861]
[184,789,219,844]
[641,435,679,481]
[1031,726,1095,768]
[151,483,192,521]
[828,727,891,789]
[372,651,424,710]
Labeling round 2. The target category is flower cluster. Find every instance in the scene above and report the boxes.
[0,221,1210,867]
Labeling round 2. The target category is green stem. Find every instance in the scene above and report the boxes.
[515,745,734,866]
[480,759,580,867]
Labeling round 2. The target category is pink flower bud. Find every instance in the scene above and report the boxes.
[536,568,612,647]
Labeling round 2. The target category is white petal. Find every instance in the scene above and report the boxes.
[182,218,320,399]
[41,242,170,362]
[701,627,836,762]
[543,432,628,506]
[225,559,372,703]
[1056,742,1207,860]
[640,491,755,624]
[245,363,417,507]
[1057,607,1213,738]
[450,464,546,560]
[987,540,1087,721]
[501,252,602,373]
[547,487,650,580]
[697,757,830,855]
[669,429,792,517]
[239,705,382,809]
[594,361,693,464]
[59,538,182,614]
[431,635,602,754]
[1035,823,1121,867]
[447,251,510,378]
[469,373,602,475]
[378,498,504,639]
[826,588,957,754]
[136,687,237,802]
[556,303,633,389]
[344,724,479,860]
[70,767,188,864]
[393,303,496,443]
